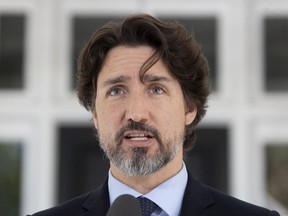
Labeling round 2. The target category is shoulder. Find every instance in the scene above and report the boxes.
[28,180,110,216]
[206,186,280,216]
[183,173,280,216]
[28,179,110,216]
[29,191,93,216]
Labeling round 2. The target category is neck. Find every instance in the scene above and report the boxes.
[110,150,183,194]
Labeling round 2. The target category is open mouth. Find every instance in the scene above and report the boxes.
[124,131,153,141]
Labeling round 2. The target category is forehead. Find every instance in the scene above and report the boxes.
[98,45,171,81]
[104,45,154,64]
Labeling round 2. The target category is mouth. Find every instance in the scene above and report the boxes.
[123,131,154,141]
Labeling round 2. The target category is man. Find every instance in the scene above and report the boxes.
[30,14,280,216]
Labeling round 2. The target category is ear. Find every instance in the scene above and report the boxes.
[185,106,197,126]
[92,110,98,129]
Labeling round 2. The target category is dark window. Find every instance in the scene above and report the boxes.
[264,18,288,92]
[266,144,288,210]
[57,125,228,202]
[185,127,228,193]
[57,125,109,203]
[71,16,121,89]
[0,15,25,89]
[0,142,22,216]
[160,17,218,91]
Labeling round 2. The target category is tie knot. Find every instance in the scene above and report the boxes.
[137,197,158,216]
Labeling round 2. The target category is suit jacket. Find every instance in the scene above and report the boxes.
[30,173,280,216]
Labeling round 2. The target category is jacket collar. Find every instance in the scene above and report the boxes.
[180,173,215,216]
[82,179,110,216]
[81,173,215,216]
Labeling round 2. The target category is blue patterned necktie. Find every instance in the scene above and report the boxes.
[137,197,158,216]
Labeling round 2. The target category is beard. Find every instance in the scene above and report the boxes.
[98,120,184,176]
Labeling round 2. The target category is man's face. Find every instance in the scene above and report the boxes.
[93,45,196,176]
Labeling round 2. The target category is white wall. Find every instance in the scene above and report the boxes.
[0,0,287,215]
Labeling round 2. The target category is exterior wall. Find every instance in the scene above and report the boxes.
[0,0,287,215]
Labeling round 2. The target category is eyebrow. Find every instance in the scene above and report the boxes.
[102,75,131,87]
[101,73,173,87]
[142,74,173,83]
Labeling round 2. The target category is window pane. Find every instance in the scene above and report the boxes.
[71,16,121,89]
[185,127,228,193]
[160,17,218,91]
[57,125,228,202]
[0,15,25,89]
[57,125,109,203]
[0,142,22,216]
[264,18,288,92]
[266,145,288,211]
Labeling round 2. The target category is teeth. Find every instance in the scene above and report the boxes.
[128,133,145,137]
[130,137,148,141]
[126,133,149,140]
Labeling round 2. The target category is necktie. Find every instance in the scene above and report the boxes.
[137,197,158,216]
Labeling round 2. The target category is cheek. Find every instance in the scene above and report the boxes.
[159,106,186,132]
[96,103,122,132]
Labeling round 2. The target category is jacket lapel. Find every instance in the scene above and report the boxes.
[82,179,110,216]
[180,173,215,216]
[79,173,215,216]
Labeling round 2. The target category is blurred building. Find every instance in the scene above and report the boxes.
[0,0,287,215]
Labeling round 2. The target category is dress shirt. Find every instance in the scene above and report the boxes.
[108,162,188,216]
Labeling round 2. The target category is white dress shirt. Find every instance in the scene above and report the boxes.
[108,162,188,216]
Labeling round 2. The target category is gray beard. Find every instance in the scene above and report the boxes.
[99,135,182,176]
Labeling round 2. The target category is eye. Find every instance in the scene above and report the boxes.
[107,86,125,96]
[150,85,165,95]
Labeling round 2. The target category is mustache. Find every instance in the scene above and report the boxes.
[115,120,161,145]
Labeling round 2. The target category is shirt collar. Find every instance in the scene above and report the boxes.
[108,162,188,216]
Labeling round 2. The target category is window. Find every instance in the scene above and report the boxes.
[186,127,228,192]
[264,17,288,92]
[0,142,22,216]
[160,17,218,90]
[71,16,121,89]
[266,144,288,211]
[0,15,25,89]
[57,125,109,203]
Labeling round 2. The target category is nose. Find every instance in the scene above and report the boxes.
[124,93,149,123]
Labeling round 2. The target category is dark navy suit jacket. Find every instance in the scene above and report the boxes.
[29,173,280,216]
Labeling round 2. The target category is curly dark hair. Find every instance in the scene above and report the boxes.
[77,14,210,152]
